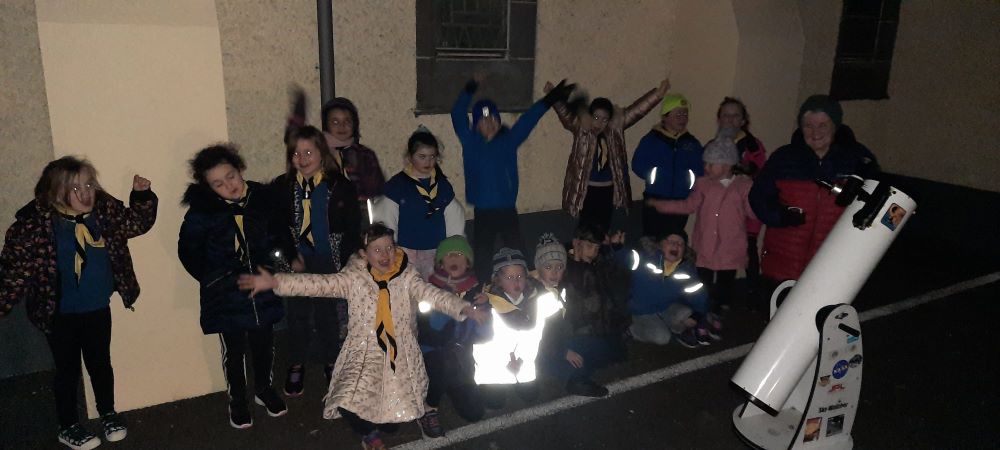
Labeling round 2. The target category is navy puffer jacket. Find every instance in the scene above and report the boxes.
[178,181,292,334]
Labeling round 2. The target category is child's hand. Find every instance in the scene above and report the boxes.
[237,267,277,297]
[132,175,151,191]
[473,292,489,305]
[463,305,489,325]
[609,231,625,246]
[565,350,584,369]
[543,81,555,94]
[290,255,306,273]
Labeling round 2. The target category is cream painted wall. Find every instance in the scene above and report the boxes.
[35,0,230,414]
[797,1,1000,192]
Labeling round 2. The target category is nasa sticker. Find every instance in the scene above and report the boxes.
[832,360,849,379]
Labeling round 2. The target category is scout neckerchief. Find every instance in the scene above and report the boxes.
[595,135,609,172]
[225,184,250,265]
[55,204,105,282]
[662,258,681,276]
[404,164,441,217]
[370,247,406,371]
[296,172,324,247]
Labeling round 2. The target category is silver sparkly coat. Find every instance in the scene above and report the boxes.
[274,251,468,423]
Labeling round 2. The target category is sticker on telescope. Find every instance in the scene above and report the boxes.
[881,203,906,231]
[826,414,845,437]
[847,335,859,344]
[818,375,830,387]
[832,360,849,379]
[828,383,845,393]
[849,354,863,368]
[803,417,822,442]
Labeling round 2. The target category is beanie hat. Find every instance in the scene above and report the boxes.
[472,99,500,129]
[534,233,567,269]
[492,247,526,277]
[661,229,689,245]
[703,128,740,165]
[435,235,473,266]
[798,95,843,128]
[660,93,690,116]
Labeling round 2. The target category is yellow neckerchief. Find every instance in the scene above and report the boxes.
[225,183,250,265]
[296,172,324,246]
[483,284,520,314]
[403,164,440,217]
[369,247,406,371]
[55,204,105,281]
[653,124,685,140]
[595,135,609,171]
[330,147,351,178]
[734,130,748,144]
[662,258,681,276]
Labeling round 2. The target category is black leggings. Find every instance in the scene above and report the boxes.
[696,268,736,313]
[472,208,524,280]
[220,327,275,404]
[579,184,614,236]
[423,350,485,422]
[46,308,116,428]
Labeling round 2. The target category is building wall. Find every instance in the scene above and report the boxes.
[798,0,1000,192]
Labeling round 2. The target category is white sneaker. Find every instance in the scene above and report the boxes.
[57,424,101,450]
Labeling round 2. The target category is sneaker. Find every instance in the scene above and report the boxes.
[100,412,127,442]
[695,326,712,346]
[57,424,101,450]
[361,430,386,450]
[254,388,288,417]
[228,402,253,429]
[675,329,701,348]
[704,313,723,341]
[565,378,609,398]
[417,410,445,439]
[284,365,305,397]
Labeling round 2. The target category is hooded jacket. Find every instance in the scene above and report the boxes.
[0,189,158,333]
[749,125,879,281]
[178,181,291,334]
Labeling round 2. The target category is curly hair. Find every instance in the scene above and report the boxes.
[189,143,246,185]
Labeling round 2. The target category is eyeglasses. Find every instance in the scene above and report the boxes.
[70,183,96,193]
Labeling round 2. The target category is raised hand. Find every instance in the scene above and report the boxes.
[543,81,555,94]
[132,175,151,191]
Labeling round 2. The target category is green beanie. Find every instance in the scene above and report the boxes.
[435,235,473,266]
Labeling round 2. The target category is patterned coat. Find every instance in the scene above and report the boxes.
[273,250,468,423]
[558,88,663,217]
[0,189,158,333]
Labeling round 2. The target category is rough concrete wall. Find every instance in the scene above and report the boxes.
[215,0,321,182]
[798,1,1000,192]
[0,0,56,378]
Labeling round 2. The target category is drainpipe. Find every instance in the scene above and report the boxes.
[318,0,335,103]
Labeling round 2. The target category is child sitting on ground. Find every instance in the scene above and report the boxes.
[647,129,757,321]
[622,231,719,348]
[238,223,487,450]
[416,236,491,438]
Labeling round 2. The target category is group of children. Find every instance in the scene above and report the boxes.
[1,77,774,450]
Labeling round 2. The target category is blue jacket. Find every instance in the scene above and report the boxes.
[631,128,704,200]
[618,246,708,316]
[451,90,550,209]
[178,181,291,334]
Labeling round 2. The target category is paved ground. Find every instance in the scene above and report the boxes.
[2,230,998,449]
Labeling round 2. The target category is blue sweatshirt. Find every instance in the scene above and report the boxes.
[451,91,550,209]
[383,170,456,250]
[617,247,708,316]
[631,129,704,200]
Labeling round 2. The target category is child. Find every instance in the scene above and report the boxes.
[550,77,669,234]
[551,224,630,397]
[530,233,567,292]
[271,125,360,397]
[321,97,386,221]
[717,97,768,305]
[178,144,292,429]
[417,235,491,438]
[452,76,574,279]
[1,157,157,449]
[623,232,716,348]
[377,127,466,279]
[647,130,757,318]
[238,223,487,450]
[476,248,564,408]
[631,93,704,237]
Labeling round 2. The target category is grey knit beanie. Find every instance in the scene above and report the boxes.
[534,233,567,269]
[703,127,740,165]
[492,247,527,277]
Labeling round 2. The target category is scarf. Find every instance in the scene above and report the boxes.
[296,172,323,246]
[404,164,442,217]
[595,135,609,172]
[55,205,105,282]
[225,184,250,265]
[662,258,681,276]
[324,132,354,178]
[370,248,406,371]
[428,268,479,295]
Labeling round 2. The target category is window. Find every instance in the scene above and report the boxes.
[829,0,901,101]
[416,0,537,115]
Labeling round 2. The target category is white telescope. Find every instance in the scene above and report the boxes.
[731,178,916,449]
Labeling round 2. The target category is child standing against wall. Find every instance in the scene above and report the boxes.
[647,131,756,323]
[1,157,157,449]
[178,145,293,429]
[238,224,487,450]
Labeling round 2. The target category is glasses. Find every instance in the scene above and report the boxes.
[70,183,96,193]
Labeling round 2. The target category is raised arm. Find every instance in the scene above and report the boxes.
[546,81,578,132]
[451,80,477,147]
[623,78,669,129]
[120,175,158,239]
